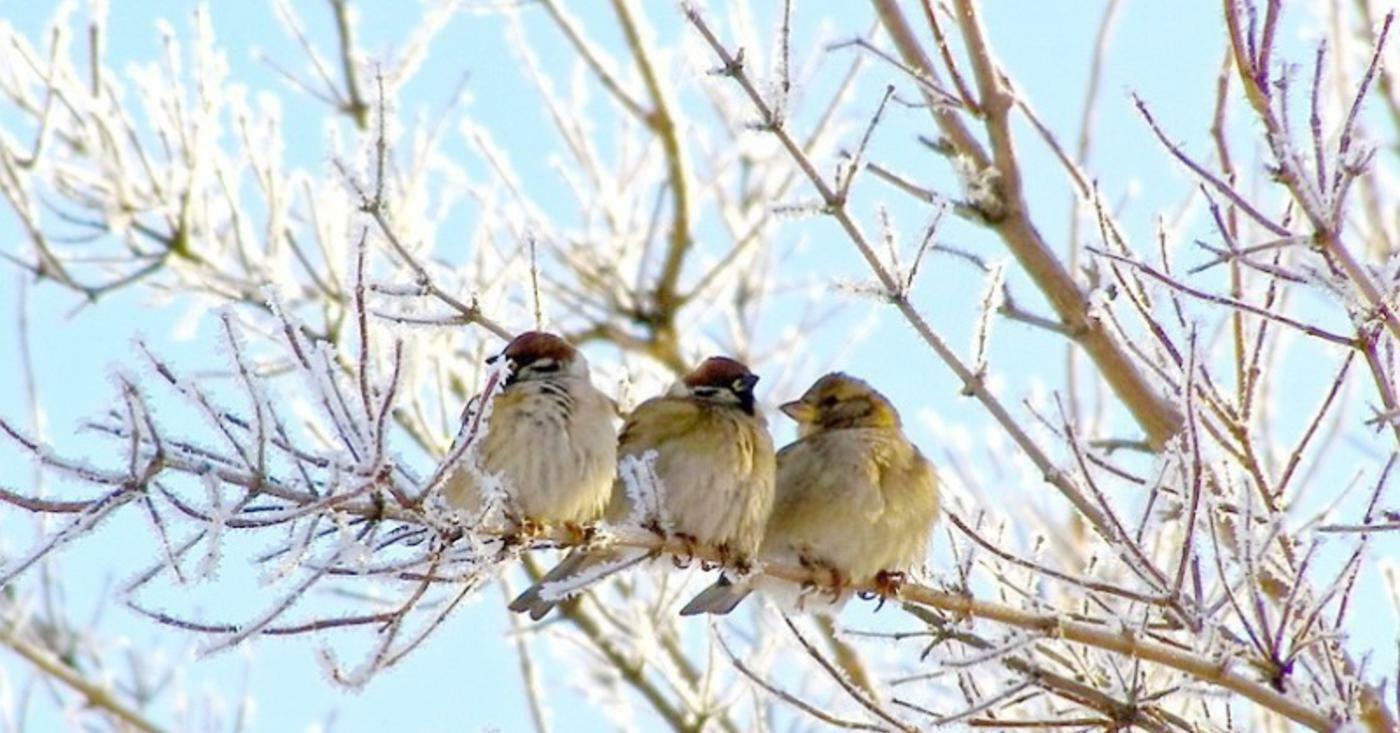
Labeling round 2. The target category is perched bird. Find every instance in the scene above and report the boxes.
[441,331,617,530]
[509,356,776,620]
[680,372,939,615]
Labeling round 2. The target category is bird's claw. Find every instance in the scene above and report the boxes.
[562,521,594,546]
[671,532,699,569]
[795,554,847,603]
[500,510,545,546]
[876,569,907,595]
[804,557,844,604]
[864,569,907,611]
[519,517,545,539]
[825,572,847,604]
[701,542,733,571]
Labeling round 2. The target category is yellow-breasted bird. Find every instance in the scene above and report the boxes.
[680,372,939,615]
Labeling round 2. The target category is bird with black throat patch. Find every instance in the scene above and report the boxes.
[509,356,776,620]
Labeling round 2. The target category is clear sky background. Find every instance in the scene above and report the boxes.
[1,1,1396,731]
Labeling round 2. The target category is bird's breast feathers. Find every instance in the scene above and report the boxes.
[457,376,615,522]
[615,395,774,551]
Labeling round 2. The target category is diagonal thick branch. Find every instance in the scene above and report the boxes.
[868,0,1183,449]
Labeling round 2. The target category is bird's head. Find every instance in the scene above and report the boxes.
[677,356,760,414]
[489,331,586,384]
[781,372,899,436]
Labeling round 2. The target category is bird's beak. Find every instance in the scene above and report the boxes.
[780,400,816,423]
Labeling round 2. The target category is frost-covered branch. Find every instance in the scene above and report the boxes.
[4,1,1399,731]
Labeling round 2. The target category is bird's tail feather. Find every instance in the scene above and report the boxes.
[679,576,752,616]
[509,548,649,620]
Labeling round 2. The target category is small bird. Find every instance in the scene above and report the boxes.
[680,372,939,615]
[441,331,617,531]
[509,356,776,620]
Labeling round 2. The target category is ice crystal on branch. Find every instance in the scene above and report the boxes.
[423,353,516,528]
[2,1,1399,731]
[617,450,668,532]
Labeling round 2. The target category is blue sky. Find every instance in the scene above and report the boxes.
[2,1,1396,731]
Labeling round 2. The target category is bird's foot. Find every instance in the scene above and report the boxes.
[795,554,844,603]
[562,521,595,547]
[862,569,908,611]
[809,559,846,604]
[671,532,699,569]
[701,542,732,572]
[499,510,543,546]
[519,517,545,539]
[826,569,849,605]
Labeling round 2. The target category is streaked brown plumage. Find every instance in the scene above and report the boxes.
[510,356,776,620]
[442,332,616,527]
[680,372,939,615]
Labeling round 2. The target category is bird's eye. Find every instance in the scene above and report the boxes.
[821,395,838,407]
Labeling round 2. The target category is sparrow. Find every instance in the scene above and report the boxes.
[509,356,776,620]
[680,372,939,615]
[441,331,617,531]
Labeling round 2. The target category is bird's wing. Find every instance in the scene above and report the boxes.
[476,389,532,464]
[605,396,705,522]
[737,423,778,550]
[439,386,532,507]
[775,432,887,522]
[616,396,704,454]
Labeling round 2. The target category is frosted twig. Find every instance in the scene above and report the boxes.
[716,632,884,731]
[969,262,1003,384]
[781,614,917,733]
[1087,246,1354,347]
